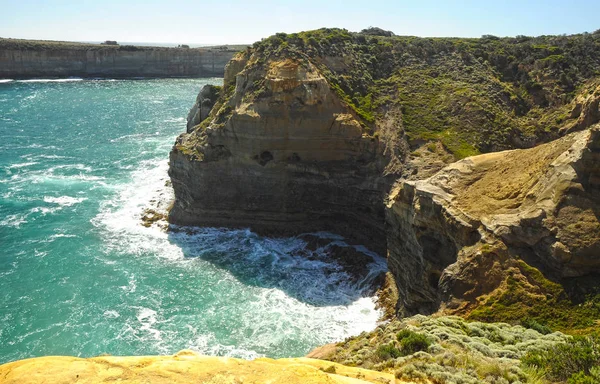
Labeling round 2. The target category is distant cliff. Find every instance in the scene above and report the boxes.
[0,39,243,78]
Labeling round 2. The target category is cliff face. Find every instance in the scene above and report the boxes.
[0,40,237,78]
[169,29,600,320]
[169,56,391,253]
[387,126,600,315]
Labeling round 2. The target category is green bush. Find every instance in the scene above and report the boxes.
[521,318,553,335]
[376,343,402,360]
[521,335,600,381]
[397,329,432,354]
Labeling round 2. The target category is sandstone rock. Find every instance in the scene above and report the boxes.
[564,82,600,134]
[386,126,600,315]
[169,56,389,255]
[0,351,397,384]
[186,84,221,132]
[0,45,235,79]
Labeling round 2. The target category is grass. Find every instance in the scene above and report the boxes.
[467,260,600,333]
[521,334,600,382]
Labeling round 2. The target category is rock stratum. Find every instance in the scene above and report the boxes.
[388,126,600,315]
[0,38,241,78]
[170,28,600,323]
[0,351,396,384]
[169,56,390,253]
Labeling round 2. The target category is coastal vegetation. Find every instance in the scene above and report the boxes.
[0,37,246,52]
[325,315,600,383]
[239,28,600,158]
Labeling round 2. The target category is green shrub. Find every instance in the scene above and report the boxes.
[397,330,432,354]
[376,343,402,360]
[521,335,600,381]
[521,318,553,335]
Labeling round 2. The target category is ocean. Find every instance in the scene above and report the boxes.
[0,78,385,364]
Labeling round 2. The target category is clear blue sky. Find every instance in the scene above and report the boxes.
[1,0,599,45]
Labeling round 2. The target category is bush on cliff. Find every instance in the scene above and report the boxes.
[326,315,577,383]
[521,334,600,382]
[245,28,600,158]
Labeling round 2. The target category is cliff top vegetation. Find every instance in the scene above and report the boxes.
[239,28,600,158]
[0,38,246,52]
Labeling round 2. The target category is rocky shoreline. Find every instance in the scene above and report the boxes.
[169,30,600,320]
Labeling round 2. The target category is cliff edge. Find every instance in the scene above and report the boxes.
[169,54,390,253]
[169,29,600,326]
[387,126,600,315]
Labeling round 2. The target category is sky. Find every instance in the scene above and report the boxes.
[0,0,599,45]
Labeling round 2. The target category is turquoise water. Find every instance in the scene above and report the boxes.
[0,78,385,364]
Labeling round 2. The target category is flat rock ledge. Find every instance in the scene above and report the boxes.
[0,350,399,384]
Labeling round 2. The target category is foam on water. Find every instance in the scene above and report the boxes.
[90,153,386,358]
[0,78,387,363]
[43,196,87,207]
[17,78,84,83]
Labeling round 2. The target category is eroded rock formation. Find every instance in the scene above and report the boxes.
[169,57,391,254]
[387,127,600,314]
[169,30,600,318]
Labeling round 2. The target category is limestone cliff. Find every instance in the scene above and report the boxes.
[169,29,600,322]
[387,126,600,315]
[169,56,391,253]
[0,351,397,384]
[0,39,239,78]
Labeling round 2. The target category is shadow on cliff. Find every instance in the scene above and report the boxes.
[166,226,387,307]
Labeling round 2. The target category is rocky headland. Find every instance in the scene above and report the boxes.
[0,38,243,78]
[3,28,600,383]
[170,28,600,317]
[165,28,600,382]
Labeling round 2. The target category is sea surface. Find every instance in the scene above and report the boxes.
[0,78,385,364]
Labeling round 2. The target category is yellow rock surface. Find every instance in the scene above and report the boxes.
[0,350,398,384]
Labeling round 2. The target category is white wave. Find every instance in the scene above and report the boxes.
[43,196,87,207]
[136,307,162,341]
[103,310,120,319]
[49,233,78,239]
[163,117,186,123]
[0,214,28,228]
[92,158,181,260]
[53,164,94,172]
[30,206,62,216]
[35,154,71,160]
[18,78,83,83]
[7,161,38,169]
[0,79,14,84]
[189,333,263,360]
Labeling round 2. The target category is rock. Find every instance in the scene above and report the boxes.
[0,351,397,384]
[386,126,600,315]
[564,82,600,134]
[169,57,389,255]
[186,84,221,132]
[0,39,237,79]
[141,208,166,228]
[224,52,249,85]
